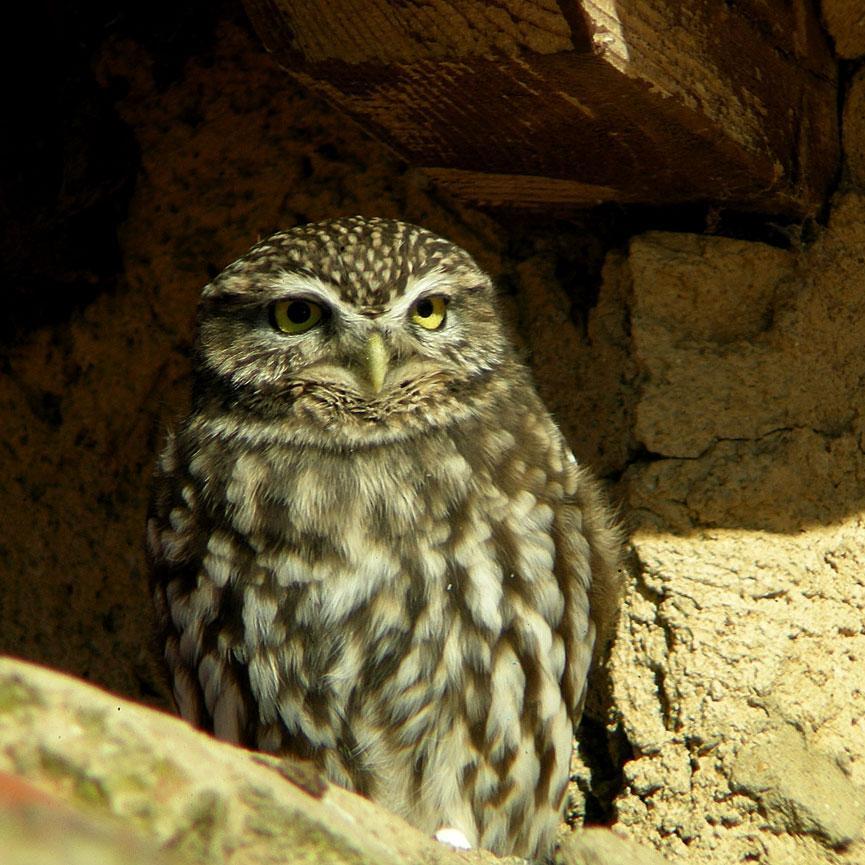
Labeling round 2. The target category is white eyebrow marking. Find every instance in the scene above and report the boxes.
[384,267,453,321]
[270,272,381,328]
[251,266,460,329]
[270,272,345,307]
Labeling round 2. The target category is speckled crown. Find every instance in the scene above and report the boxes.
[216,216,480,307]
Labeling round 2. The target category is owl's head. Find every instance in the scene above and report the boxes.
[193,217,514,446]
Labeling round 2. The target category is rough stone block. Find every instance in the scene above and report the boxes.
[606,192,865,863]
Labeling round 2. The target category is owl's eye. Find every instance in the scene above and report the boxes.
[410,295,448,330]
[271,299,324,334]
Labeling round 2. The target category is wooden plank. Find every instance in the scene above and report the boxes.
[242,0,838,215]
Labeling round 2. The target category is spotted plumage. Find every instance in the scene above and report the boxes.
[147,216,621,860]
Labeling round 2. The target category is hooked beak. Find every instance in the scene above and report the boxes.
[365,332,389,394]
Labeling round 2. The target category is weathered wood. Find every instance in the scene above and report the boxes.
[242,0,839,215]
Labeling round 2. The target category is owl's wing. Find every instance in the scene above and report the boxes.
[146,430,258,746]
[552,443,622,721]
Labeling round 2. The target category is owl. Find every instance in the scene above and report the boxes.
[147,216,621,860]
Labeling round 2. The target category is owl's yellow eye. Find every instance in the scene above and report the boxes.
[271,299,324,334]
[410,295,448,330]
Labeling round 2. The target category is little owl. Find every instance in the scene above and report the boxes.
[147,216,621,860]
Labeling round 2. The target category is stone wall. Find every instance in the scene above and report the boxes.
[604,195,865,863]
[590,26,865,860]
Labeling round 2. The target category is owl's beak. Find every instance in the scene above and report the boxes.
[365,332,389,394]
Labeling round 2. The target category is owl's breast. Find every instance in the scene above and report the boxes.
[225,429,561,658]
[163,411,583,852]
[202,420,569,639]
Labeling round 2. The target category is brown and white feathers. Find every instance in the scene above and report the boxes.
[147,216,621,860]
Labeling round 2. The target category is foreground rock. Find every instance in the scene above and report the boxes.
[0,772,187,865]
[0,656,495,865]
[1,656,663,865]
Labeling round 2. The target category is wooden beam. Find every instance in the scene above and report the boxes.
[242,0,839,216]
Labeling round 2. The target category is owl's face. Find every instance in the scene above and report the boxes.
[193,217,512,446]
